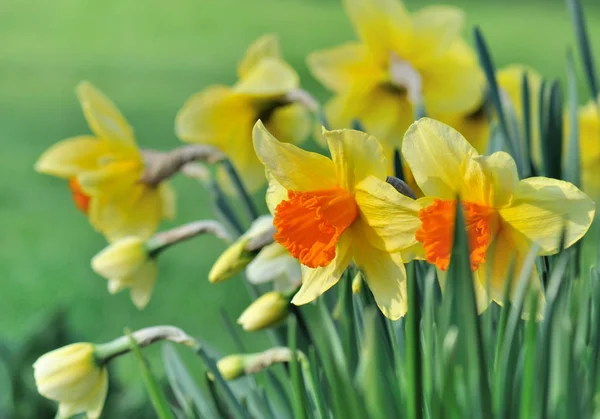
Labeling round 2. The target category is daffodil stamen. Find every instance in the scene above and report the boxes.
[68,177,90,213]
[274,188,358,268]
[416,199,497,272]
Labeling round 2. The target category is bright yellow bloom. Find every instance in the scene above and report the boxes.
[253,121,421,320]
[308,0,483,174]
[573,97,600,197]
[92,236,157,309]
[33,343,108,419]
[402,118,595,308]
[238,291,290,331]
[176,35,311,192]
[35,82,175,242]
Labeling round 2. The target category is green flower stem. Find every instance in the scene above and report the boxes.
[221,159,260,222]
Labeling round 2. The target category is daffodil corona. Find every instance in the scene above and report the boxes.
[308,0,483,174]
[176,35,312,192]
[35,82,175,241]
[253,121,422,319]
[403,118,595,307]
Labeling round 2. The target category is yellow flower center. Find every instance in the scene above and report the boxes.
[416,199,497,271]
[273,187,358,268]
[69,177,90,214]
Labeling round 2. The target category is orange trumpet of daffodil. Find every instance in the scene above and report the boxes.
[403,118,595,308]
[253,121,421,319]
[35,82,174,241]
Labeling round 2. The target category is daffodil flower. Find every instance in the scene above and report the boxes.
[308,0,483,174]
[35,82,175,241]
[176,35,312,192]
[33,343,108,419]
[253,121,421,319]
[403,118,595,308]
[571,96,600,197]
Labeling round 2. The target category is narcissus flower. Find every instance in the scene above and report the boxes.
[33,343,108,419]
[403,118,594,307]
[308,0,483,174]
[573,96,600,197]
[176,35,312,192]
[36,82,175,241]
[92,236,157,309]
[253,121,421,319]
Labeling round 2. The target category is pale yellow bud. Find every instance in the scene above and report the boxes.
[33,343,108,419]
[209,238,254,283]
[217,355,247,380]
[352,272,363,294]
[92,237,157,309]
[237,291,290,331]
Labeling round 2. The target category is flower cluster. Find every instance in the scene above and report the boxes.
[31,0,598,417]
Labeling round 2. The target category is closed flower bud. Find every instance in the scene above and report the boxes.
[217,354,248,380]
[33,343,108,419]
[92,236,157,309]
[237,291,290,331]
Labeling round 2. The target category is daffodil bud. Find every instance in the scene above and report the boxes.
[92,236,157,309]
[209,215,274,283]
[33,343,108,419]
[238,291,290,331]
[217,354,248,380]
[217,348,300,381]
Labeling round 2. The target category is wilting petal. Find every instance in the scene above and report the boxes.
[499,177,595,255]
[253,121,337,191]
[355,175,420,251]
[308,42,385,93]
[402,118,485,201]
[35,136,109,178]
[291,231,353,305]
[238,34,281,79]
[129,261,158,309]
[324,129,387,192]
[234,58,299,97]
[76,81,135,144]
[351,220,407,319]
[421,40,484,115]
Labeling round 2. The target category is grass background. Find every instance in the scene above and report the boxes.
[1,0,599,410]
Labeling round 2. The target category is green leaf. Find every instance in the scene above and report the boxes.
[566,0,599,99]
[540,80,564,179]
[405,262,424,419]
[287,316,308,419]
[126,329,176,419]
[564,49,581,187]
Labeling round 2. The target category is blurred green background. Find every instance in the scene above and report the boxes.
[1,0,599,414]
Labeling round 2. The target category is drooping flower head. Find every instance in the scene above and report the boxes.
[403,118,594,307]
[253,120,421,319]
[308,0,483,174]
[176,35,312,192]
[35,82,175,241]
[33,343,108,419]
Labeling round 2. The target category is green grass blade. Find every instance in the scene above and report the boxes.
[287,316,308,419]
[338,271,358,373]
[565,49,581,187]
[566,0,599,98]
[540,81,564,179]
[520,291,540,419]
[406,262,424,419]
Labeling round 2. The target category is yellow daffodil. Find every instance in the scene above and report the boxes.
[308,0,483,175]
[253,120,421,320]
[33,343,108,419]
[433,104,490,155]
[238,291,291,331]
[402,118,594,307]
[176,35,312,192]
[92,236,157,309]
[573,96,600,197]
[36,82,175,242]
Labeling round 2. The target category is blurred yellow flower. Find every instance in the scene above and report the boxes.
[308,0,483,174]
[36,81,175,242]
[253,121,421,320]
[33,343,108,419]
[238,291,290,331]
[176,35,312,192]
[573,97,600,197]
[92,236,157,309]
[403,118,594,309]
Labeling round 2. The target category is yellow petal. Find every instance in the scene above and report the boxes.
[58,368,108,419]
[421,40,484,115]
[35,136,109,178]
[474,151,519,208]
[76,81,135,144]
[355,175,421,252]
[238,34,281,79]
[265,171,288,214]
[91,236,147,280]
[77,160,141,197]
[577,97,600,197]
[324,129,387,192]
[234,58,299,97]
[433,108,490,154]
[253,121,337,191]
[129,261,158,309]
[159,182,176,220]
[265,102,312,146]
[291,231,353,305]
[499,177,595,255]
[409,6,465,61]
[351,220,407,320]
[308,42,385,93]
